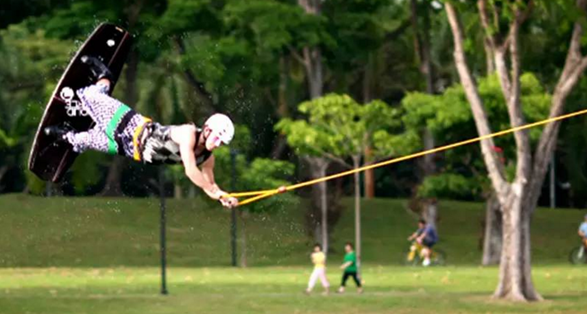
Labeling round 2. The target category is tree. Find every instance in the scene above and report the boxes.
[276,117,336,253]
[445,0,587,301]
[321,0,408,198]
[279,94,400,260]
[220,0,327,156]
[401,73,551,264]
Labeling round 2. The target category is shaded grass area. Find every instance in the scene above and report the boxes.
[0,194,585,267]
[1,195,586,313]
[0,266,586,314]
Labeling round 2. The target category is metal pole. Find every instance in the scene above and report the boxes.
[550,154,556,209]
[230,149,238,267]
[159,167,168,295]
[45,182,52,197]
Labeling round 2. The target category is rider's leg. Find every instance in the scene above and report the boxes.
[76,80,126,126]
[64,126,109,154]
[422,247,431,266]
[408,242,417,261]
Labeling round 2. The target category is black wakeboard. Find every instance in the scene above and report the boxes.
[28,23,132,183]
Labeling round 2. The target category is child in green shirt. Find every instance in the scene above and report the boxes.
[338,242,363,293]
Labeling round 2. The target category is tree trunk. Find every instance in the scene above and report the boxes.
[270,135,288,160]
[482,193,502,265]
[363,146,375,198]
[319,180,328,254]
[363,53,375,199]
[483,38,496,74]
[188,185,197,198]
[306,46,323,99]
[174,182,182,199]
[239,211,248,268]
[306,157,329,253]
[422,198,437,228]
[298,0,323,99]
[271,56,290,159]
[410,0,435,94]
[100,156,126,196]
[278,56,289,118]
[411,0,438,220]
[352,156,362,266]
[0,165,8,192]
[494,200,540,301]
[421,129,437,223]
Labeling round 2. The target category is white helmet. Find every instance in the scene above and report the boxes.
[204,113,235,145]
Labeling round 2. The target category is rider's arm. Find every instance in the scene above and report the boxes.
[416,227,428,242]
[408,231,419,241]
[200,155,225,197]
[200,145,238,208]
[171,125,221,200]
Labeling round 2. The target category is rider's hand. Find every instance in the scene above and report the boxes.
[277,186,287,194]
[219,195,239,208]
[206,185,224,200]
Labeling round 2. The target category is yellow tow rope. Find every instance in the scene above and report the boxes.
[229,108,587,206]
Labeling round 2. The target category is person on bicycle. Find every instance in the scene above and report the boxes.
[407,219,438,266]
[578,214,587,248]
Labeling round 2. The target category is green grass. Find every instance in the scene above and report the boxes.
[0,194,583,267]
[0,194,586,313]
[0,266,586,314]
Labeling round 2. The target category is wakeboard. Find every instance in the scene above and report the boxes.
[28,23,132,182]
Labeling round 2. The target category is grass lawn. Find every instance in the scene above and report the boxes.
[0,194,584,267]
[0,194,586,313]
[0,265,586,314]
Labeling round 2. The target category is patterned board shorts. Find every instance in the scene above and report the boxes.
[64,83,151,159]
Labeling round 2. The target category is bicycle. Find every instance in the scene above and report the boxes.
[569,244,587,264]
[403,241,446,266]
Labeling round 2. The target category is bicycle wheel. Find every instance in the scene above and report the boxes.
[432,249,447,266]
[569,246,587,264]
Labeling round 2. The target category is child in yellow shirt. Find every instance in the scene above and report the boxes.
[305,243,330,295]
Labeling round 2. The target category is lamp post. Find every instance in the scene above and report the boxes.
[230,149,238,267]
[159,167,168,295]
